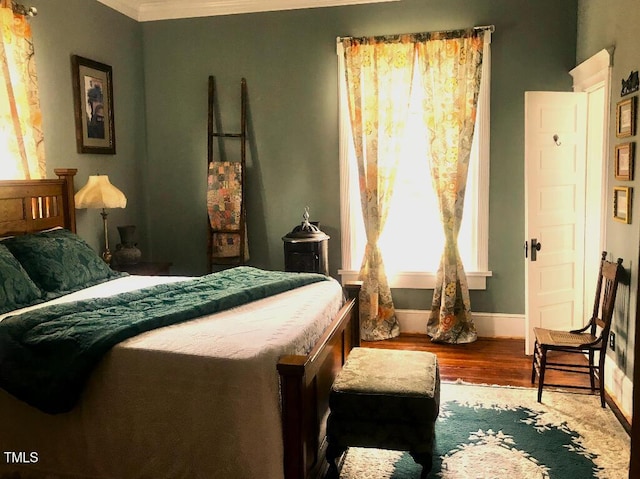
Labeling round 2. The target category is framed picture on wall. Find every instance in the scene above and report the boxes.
[616,97,635,138]
[71,55,116,154]
[614,142,635,180]
[613,186,632,224]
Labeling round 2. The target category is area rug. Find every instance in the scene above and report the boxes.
[338,382,630,479]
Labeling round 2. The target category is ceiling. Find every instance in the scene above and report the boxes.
[97,0,400,22]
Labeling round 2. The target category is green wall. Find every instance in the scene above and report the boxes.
[141,0,578,315]
[29,0,147,255]
[28,0,579,316]
[19,0,637,405]
[577,0,640,381]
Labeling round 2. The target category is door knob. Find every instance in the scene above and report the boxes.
[530,238,542,261]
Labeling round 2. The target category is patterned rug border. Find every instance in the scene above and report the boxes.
[339,381,631,479]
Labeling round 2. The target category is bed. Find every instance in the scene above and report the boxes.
[0,169,361,479]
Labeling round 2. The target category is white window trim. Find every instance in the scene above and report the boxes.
[336,33,493,290]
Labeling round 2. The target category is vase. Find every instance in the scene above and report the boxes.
[113,225,142,265]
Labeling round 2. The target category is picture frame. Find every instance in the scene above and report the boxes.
[614,142,635,180]
[621,71,639,97]
[616,97,635,138]
[613,186,632,224]
[71,55,116,154]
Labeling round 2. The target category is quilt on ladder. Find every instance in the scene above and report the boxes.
[207,161,248,259]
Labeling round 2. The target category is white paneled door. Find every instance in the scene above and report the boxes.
[524,91,588,354]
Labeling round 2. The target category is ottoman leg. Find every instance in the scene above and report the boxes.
[326,442,347,478]
[409,451,433,479]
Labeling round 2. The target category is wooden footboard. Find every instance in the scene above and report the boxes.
[278,282,361,479]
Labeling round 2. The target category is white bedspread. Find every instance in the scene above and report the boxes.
[0,274,344,479]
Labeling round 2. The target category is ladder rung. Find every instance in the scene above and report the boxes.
[210,133,243,138]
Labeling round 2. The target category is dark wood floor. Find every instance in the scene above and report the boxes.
[362,334,589,388]
[363,334,631,433]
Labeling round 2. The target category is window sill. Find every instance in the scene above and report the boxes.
[338,269,493,290]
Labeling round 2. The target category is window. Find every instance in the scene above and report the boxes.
[337,34,492,289]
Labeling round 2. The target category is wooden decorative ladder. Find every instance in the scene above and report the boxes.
[206,76,248,271]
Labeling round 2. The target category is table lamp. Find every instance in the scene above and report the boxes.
[75,175,127,263]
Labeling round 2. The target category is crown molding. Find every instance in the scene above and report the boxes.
[97,0,400,22]
[97,0,141,20]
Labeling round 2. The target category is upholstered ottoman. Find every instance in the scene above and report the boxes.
[326,347,440,478]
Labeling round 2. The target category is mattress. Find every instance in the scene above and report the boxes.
[0,274,344,479]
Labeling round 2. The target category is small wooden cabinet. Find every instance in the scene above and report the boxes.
[112,261,172,276]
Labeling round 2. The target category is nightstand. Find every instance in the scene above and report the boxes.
[112,261,172,276]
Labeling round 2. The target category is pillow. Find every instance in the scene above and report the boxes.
[0,244,43,314]
[2,228,123,297]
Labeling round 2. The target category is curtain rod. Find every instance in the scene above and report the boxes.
[474,25,495,33]
[11,1,37,17]
[338,24,495,42]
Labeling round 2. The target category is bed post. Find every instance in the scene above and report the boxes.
[344,282,361,349]
[54,168,77,233]
[278,282,361,479]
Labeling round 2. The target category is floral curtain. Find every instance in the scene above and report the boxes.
[341,36,415,340]
[0,0,44,180]
[416,29,484,343]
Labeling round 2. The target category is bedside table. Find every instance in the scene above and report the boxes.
[112,261,172,276]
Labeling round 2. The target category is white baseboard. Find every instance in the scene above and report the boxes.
[396,309,525,339]
[604,356,633,420]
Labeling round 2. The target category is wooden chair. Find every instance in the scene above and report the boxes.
[531,251,624,407]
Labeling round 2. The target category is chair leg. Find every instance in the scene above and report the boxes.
[537,347,547,403]
[531,340,539,384]
[588,350,596,392]
[598,354,606,408]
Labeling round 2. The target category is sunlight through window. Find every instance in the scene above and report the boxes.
[338,36,491,289]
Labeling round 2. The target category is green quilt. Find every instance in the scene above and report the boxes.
[0,267,328,414]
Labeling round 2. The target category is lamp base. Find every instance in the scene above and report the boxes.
[100,209,112,265]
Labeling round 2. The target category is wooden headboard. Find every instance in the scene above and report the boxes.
[0,168,77,237]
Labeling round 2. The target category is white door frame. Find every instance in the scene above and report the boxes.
[572,49,634,417]
[569,48,613,319]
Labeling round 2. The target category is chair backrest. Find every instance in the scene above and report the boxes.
[589,251,624,342]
